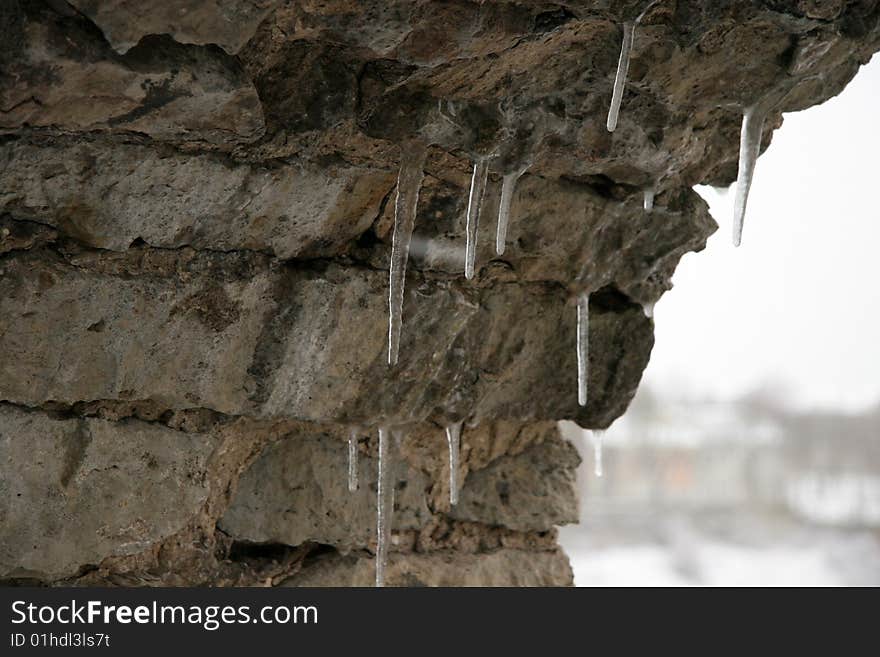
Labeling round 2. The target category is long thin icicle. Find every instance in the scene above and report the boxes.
[495,166,528,255]
[388,141,428,366]
[445,421,463,506]
[576,292,590,407]
[592,430,604,478]
[732,106,765,247]
[347,428,358,492]
[606,21,634,132]
[375,426,394,587]
[606,1,661,132]
[464,157,490,279]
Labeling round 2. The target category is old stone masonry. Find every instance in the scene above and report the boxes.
[1,1,877,586]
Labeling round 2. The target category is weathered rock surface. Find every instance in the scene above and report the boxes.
[281,548,574,587]
[0,2,263,143]
[450,438,580,532]
[220,431,436,550]
[1,0,877,586]
[220,423,579,548]
[0,404,214,580]
[67,0,282,55]
[0,406,579,583]
[0,139,394,258]
[0,244,652,427]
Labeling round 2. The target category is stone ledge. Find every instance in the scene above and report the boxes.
[280,547,573,587]
[220,425,580,548]
[0,245,652,426]
[0,401,577,584]
[0,403,216,580]
[0,3,264,143]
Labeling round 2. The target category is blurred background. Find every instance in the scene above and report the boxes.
[558,55,880,586]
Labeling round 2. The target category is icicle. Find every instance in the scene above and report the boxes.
[495,166,528,255]
[576,292,590,407]
[347,428,358,492]
[732,106,765,247]
[643,301,655,318]
[388,141,429,366]
[464,157,490,279]
[445,421,463,506]
[606,22,634,132]
[643,186,655,212]
[375,426,394,587]
[592,430,604,478]
[606,1,661,133]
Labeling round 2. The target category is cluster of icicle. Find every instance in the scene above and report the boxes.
[607,0,787,246]
[386,0,670,399]
[348,422,463,587]
[386,143,531,369]
[368,0,796,585]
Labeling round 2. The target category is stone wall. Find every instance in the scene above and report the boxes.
[1,0,877,586]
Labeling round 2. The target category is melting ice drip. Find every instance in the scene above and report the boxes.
[606,1,662,132]
[347,428,358,493]
[375,426,395,587]
[643,186,655,212]
[732,106,766,247]
[495,165,530,255]
[388,141,429,366]
[464,157,490,279]
[576,292,590,407]
[445,421,463,506]
[731,76,810,246]
[592,430,604,478]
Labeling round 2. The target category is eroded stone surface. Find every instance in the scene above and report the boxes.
[241,0,880,188]
[280,548,574,587]
[220,423,580,548]
[1,0,877,587]
[0,3,263,143]
[0,139,394,258]
[67,0,282,54]
[450,437,581,532]
[0,245,652,427]
[220,430,434,550]
[0,404,214,580]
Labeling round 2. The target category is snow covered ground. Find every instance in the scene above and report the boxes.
[559,512,880,587]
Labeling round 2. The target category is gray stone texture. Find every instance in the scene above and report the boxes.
[1,0,877,586]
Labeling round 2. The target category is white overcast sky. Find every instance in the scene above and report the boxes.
[645,55,880,412]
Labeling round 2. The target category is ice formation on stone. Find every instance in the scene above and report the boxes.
[375,426,394,587]
[731,75,810,245]
[388,141,429,365]
[577,292,590,407]
[348,428,358,493]
[732,106,766,247]
[643,186,655,212]
[445,421,463,506]
[464,157,490,279]
[495,166,529,255]
[606,1,662,132]
[607,22,634,133]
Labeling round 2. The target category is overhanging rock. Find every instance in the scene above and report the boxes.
[1,0,877,586]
